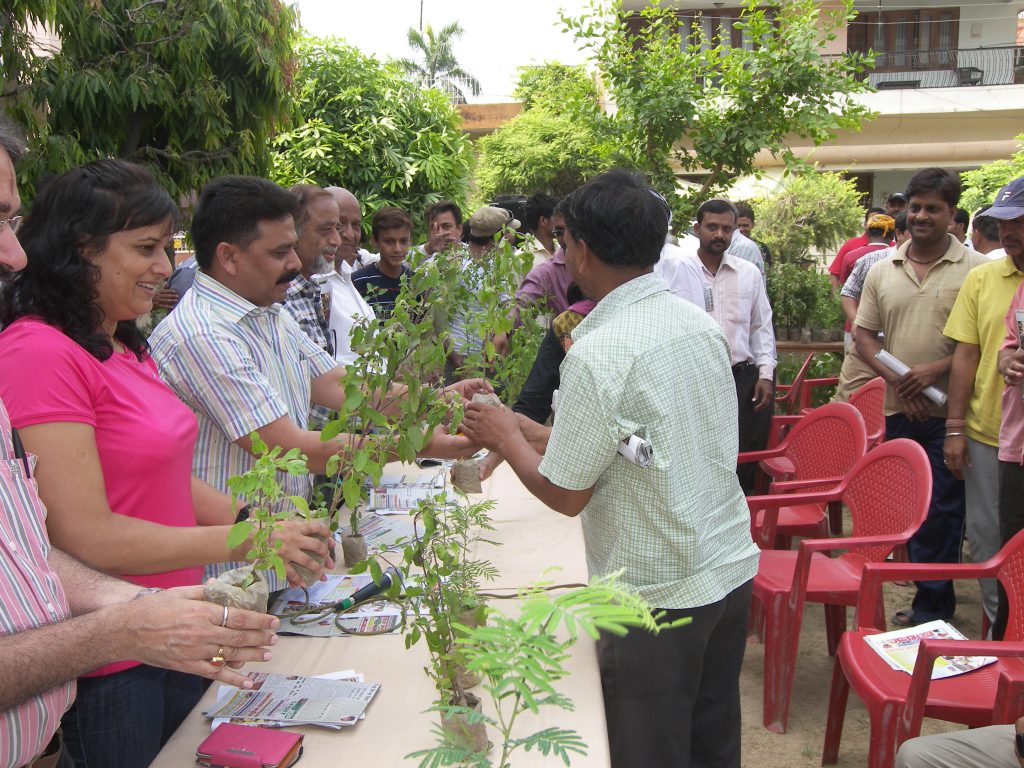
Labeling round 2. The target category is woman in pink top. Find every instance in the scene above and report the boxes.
[0,160,331,768]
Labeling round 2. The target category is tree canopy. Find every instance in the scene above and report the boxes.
[562,0,874,222]
[2,0,297,204]
[397,22,480,104]
[960,136,1024,214]
[271,37,472,238]
[475,63,613,200]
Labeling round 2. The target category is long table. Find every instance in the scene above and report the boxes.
[149,463,609,767]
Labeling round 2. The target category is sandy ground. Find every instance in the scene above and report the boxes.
[739,527,985,767]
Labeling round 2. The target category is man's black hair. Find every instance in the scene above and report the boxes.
[562,169,669,269]
[695,198,739,225]
[735,201,755,222]
[864,206,886,222]
[424,199,462,227]
[905,168,961,208]
[192,176,299,270]
[895,211,908,233]
[972,210,1000,243]
[524,192,557,232]
[952,207,970,228]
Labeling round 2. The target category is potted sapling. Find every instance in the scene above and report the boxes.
[409,574,688,768]
[356,493,499,754]
[204,433,317,613]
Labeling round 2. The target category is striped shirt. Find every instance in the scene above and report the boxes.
[841,246,896,301]
[539,273,759,609]
[0,399,73,768]
[149,272,336,588]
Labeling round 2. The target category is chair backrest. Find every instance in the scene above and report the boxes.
[842,439,932,562]
[996,528,1024,641]
[847,377,886,448]
[776,351,816,415]
[779,401,868,481]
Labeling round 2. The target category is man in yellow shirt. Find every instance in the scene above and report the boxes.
[944,196,1024,634]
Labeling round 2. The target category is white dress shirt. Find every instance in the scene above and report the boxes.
[320,259,376,366]
[655,241,704,308]
[686,250,776,380]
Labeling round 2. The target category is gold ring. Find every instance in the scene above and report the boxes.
[220,605,229,627]
[211,645,225,666]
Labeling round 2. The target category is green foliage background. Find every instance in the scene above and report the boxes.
[474,63,615,201]
[2,0,297,205]
[271,37,472,240]
[960,135,1024,214]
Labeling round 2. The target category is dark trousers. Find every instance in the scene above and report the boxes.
[994,460,1024,639]
[597,580,753,768]
[61,665,203,768]
[733,362,772,494]
[885,414,966,622]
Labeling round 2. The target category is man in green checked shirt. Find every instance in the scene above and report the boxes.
[463,169,758,768]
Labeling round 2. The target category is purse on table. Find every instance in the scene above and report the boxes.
[195,723,303,768]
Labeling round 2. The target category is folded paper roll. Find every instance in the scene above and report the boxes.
[875,350,947,407]
[618,435,653,468]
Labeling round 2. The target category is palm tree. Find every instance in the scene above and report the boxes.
[397,21,481,104]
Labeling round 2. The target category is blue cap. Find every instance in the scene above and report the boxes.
[979,177,1024,221]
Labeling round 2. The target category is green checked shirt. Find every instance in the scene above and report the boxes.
[539,272,758,609]
[150,271,337,589]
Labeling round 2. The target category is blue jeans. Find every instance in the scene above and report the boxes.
[885,414,966,621]
[61,665,203,768]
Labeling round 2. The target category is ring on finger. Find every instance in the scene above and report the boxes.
[220,605,229,628]
[211,645,226,666]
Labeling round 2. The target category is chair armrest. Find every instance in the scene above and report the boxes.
[747,487,840,511]
[855,561,999,630]
[738,447,783,464]
[901,640,1024,741]
[769,476,844,493]
[797,377,840,411]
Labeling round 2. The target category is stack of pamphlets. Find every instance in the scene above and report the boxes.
[864,620,996,679]
[367,472,446,514]
[335,514,416,556]
[205,672,380,729]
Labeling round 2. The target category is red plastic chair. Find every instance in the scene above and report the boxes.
[822,528,1024,768]
[847,376,886,450]
[749,439,931,733]
[741,402,868,548]
[774,351,817,416]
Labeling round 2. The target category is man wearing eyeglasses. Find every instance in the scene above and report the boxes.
[282,184,341,429]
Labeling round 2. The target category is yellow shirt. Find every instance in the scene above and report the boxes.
[943,255,1024,445]
[856,235,988,417]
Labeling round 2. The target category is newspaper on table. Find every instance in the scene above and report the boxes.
[373,472,446,489]
[269,573,374,616]
[204,672,380,728]
[336,513,416,554]
[209,671,367,731]
[367,485,442,513]
[276,597,406,638]
[864,619,996,679]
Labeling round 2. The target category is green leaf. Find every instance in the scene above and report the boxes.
[227,520,252,549]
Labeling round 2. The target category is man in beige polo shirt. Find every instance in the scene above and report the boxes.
[855,167,988,627]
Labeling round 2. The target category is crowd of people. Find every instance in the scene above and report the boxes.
[2,96,1024,768]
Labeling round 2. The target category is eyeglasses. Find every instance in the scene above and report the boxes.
[0,216,22,236]
[551,227,566,239]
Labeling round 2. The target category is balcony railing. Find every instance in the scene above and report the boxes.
[828,45,1024,90]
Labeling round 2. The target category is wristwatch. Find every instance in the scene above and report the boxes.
[1015,730,1024,759]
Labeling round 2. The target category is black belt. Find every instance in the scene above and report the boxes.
[731,361,755,372]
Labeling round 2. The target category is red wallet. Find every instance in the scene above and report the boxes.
[196,723,303,768]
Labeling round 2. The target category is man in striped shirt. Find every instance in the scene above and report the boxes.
[0,113,280,768]
[149,176,482,590]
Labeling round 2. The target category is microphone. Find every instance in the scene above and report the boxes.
[334,567,400,611]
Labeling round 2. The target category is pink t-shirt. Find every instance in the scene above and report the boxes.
[0,319,202,674]
[1000,283,1024,464]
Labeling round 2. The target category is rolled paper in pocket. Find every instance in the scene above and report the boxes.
[618,435,653,468]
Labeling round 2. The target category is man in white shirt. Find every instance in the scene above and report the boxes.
[688,198,776,492]
[971,210,1007,261]
[323,187,376,365]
